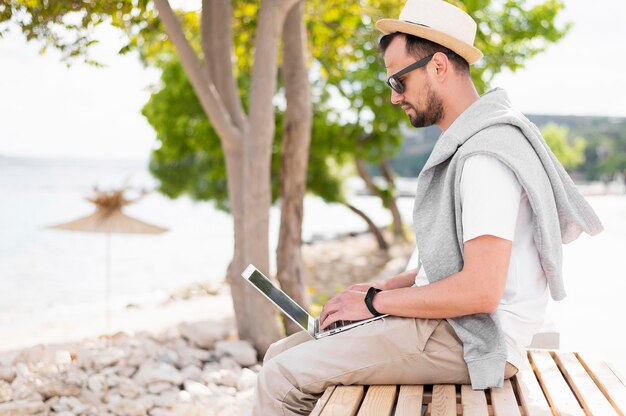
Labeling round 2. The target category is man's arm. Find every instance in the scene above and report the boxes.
[319,234,511,329]
[348,267,418,292]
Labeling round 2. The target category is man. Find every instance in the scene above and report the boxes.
[252,0,603,414]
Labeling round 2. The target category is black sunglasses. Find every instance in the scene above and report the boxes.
[386,52,456,94]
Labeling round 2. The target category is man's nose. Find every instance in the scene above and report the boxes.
[390,89,404,105]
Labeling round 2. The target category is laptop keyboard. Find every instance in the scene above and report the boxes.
[325,320,354,331]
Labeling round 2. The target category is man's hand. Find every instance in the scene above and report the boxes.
[319,289,375,330]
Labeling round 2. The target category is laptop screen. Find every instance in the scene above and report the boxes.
[247,268,311,331]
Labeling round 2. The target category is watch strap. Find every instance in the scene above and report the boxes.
[364,287,383,317]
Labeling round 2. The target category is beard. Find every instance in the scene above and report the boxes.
[402,82,444,128]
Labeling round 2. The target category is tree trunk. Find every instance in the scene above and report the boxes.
[154,0,298,356]
[344,203,389,250]
[355,157,407,243]
[379,158,409,242]
[276,0,313,336]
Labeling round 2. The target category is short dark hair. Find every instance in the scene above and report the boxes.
[378,32,470,75]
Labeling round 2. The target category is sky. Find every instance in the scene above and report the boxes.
[1,1,625,160]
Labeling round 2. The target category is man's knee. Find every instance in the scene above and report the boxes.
[263,339,283,364]
[263,331,311,364]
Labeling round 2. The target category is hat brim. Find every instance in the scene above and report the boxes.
[376,19,483,64]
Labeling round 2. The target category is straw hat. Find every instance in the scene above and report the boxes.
[376,0,483,64]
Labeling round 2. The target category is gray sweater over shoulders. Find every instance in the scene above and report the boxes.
[412,88,603,389]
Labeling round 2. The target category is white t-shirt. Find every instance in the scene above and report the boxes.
[414,154,549,369]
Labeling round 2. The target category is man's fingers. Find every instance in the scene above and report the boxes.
[321,312,338,330]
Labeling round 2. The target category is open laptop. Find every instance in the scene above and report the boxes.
[241,264,387,339]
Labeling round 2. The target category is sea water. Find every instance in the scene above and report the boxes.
[0,156,396,339]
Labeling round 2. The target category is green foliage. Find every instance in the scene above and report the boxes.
[309,0,570,177]
[142,55,350,210]
[1,0,572,206]
[541,123,587,171]
[142,59,231,210]
[0,0,157,65]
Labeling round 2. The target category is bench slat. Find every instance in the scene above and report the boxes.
[529,350,584,415]
[490,379,521,415]
[395,385,424,416]
[356,385,396,416]
[460,385,488,416]
[431,385,456,416]
[554,351,618,415]
[311,386,336,416]
[320,385,365,416]
[577,353,626,415]
[512,363,552,416]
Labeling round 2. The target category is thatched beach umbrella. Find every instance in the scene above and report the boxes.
[49,187,168,333]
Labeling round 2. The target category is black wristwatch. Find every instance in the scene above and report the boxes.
[364,287,383,317]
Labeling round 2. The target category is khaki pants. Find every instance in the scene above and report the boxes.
[253,317,518,415]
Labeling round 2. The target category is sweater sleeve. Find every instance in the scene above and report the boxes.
[460,154,522,243]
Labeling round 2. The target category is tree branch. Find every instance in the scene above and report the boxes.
[247,0,298,154]
[202,0,246,127]
[154,0,240,145]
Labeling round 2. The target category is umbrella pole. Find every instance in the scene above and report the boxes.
[105,232,111,335]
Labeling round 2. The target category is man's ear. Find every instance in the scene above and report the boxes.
[431,52,450,78]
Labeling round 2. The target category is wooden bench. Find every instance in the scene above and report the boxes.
[311,349,626,415]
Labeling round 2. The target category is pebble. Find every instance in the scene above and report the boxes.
[0,325,260,415]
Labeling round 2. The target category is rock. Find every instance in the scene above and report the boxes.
[110,398,147,416]
[13,345,48,365]
[151,389,180,408]
[133,362,182,386]
[215,340,257,367]
[183,380,213,397]
[152,327,181,344]
[88,374,107,394]
[135,394,155,411]
[109,376,143,399]
[35,375,82,399]
[171,403,208,416]
[180,365,202,382]
[63,367,87,387]
[0,381,12,403]
[73,347,94,369]
[78,389,102,407]
[94,348,126,369]
[10,375,42,402]
[204,368,240,388]
[237,368,258,391]
[147,407,170,416]
[0,367,15,383]
[173,346,203,369]
[146,381,172,395]
[178,321,228,350]
[219,356,244,371]
[0,400,46,415]
[55,350,73,366]
[178,345,213,363]
[157,350,178,366]
[50,396,87,414]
